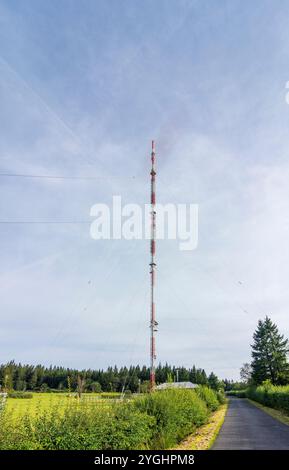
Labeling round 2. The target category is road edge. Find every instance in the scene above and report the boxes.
[247,398,289,427]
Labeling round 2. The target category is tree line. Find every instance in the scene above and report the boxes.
[0,362,223,393]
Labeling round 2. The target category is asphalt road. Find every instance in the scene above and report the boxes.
[212,397,289,450]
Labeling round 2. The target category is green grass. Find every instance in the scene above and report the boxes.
[6,393,114,419]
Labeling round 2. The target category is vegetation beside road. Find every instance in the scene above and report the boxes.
[227,383,289,423]
[247,382,289,416]
[173,402,228,450]
[0,387,225,450]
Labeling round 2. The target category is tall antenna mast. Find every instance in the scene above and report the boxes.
[150,140,157,391]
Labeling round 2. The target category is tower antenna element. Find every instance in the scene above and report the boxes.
[149,140,158,391]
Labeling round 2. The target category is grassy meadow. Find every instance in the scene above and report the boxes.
[5,392,119,419]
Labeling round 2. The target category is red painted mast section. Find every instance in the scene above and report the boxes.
[150,140,157,391]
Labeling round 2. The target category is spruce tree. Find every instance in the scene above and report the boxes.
[208,372,220,390]
[251,316,289,385]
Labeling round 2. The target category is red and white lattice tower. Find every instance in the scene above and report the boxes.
[150,140,158,391]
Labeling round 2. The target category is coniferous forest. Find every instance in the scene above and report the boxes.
[0,361,223,393]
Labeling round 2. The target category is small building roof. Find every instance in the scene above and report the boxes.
[155,381,198,390]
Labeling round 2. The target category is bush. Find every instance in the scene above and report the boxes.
[8,392,33,399]
[228,382,289,416]
[0,402,155,450]
[40,383,49,392]
[216,390,226,404]
[89,382,102,393]
[32,404,154,450]
[134,389,209,449]
[195,386,219,411]
[99,405,155,450]
[247,383,289,415]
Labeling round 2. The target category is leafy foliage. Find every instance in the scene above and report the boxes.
[216,390,226,404]
[134,387,223,449]
[0,403,154,450]
[247,383,289,415]
[195,386,220,411]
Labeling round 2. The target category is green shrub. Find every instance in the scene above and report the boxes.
[100,405,155,450]
[247,383,289,415]
[195,386,219,411]
[216,390,226,404]
[134,389,209,449]
[8,392,33,399]
[0,410,38,449]
[0,402,154,450]
[31,404,154,450]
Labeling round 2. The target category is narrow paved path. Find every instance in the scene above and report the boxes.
[212,397,289,449]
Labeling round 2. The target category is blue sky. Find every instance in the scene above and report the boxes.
[1,0,289,380]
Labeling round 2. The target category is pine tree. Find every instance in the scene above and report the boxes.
[190,365,197,383]
[208,372,220,390]
[251,316,289,385]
